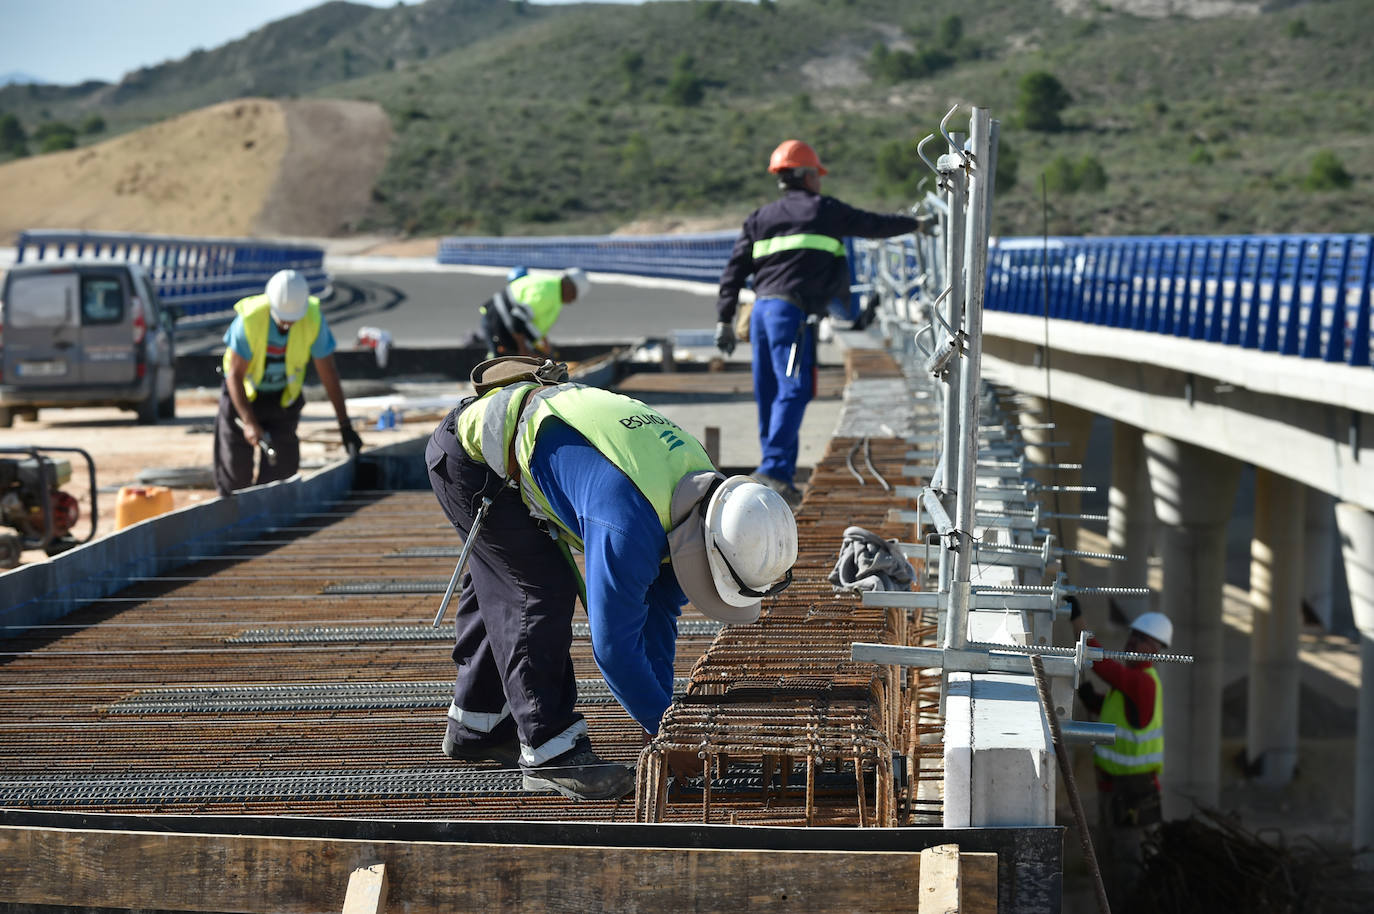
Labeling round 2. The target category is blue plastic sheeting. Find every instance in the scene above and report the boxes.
[14,230,329,322]
[984,234,1374,368]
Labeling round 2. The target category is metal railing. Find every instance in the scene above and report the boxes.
[437,230,740,284]
[14,230,329,322]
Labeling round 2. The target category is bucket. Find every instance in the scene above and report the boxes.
[115,485,174,530]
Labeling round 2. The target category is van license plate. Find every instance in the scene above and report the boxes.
[17,360,68,378]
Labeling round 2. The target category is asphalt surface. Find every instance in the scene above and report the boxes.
[175,267,722,355]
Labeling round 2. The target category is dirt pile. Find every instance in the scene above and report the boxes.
[0,98,390,242]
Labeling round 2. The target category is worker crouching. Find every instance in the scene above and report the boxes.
[426,356,797,800]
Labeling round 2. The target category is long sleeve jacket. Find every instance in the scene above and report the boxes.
[715,189,920,322]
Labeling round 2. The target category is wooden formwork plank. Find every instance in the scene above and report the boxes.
[0,824,934,913]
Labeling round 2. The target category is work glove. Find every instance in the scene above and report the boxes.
[340,421,363,458]
[714,321,736,356]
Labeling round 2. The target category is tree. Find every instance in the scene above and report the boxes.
[81,114,106,135]
[1018,71,1072,131]
[0,114,27,156]
[937,15,963,48]
[665,54,704,107]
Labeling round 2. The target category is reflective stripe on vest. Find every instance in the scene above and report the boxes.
[220,294,322,407]
[1093,666,1164,777]
[454,383,715,549]
[751,233,846,260]
[508,275,563,336]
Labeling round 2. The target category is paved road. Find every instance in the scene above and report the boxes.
[176,266,720,354]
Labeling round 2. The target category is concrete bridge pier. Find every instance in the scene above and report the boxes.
[1335,503,1374,864]
[1144,434,1242,820]
[1018,397,1093,584]
[1108,421,1154,624]
[1303,492,1339,631]
[1245,469,1305,786]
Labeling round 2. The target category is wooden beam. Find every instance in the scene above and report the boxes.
[0,824,942,913]
[916,845,998,914]
[919,844,962,914]
[341,863,387,914]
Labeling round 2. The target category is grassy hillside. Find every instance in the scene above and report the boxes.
[2,0,1370,239]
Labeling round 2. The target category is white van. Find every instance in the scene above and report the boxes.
[0,261,177,427]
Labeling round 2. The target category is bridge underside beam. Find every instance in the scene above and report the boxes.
[980,335,1374,513]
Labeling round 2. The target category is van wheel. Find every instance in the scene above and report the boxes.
[135,383,159,425]
[0,407,12,429]
[158,391,177,420]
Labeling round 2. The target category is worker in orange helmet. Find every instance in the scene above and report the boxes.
[714,139,928,509]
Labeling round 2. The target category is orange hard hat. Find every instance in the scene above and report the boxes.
[768,139,828,176]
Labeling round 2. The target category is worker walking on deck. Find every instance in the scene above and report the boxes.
[1073,601,1172,905]
[477,267,587,359]
[714,139,927,509]
[426,356,797,800]
[214,269,362,496]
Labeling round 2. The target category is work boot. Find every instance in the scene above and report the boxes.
[752,472,803,511]
[442,725,521,767]
[521,738,635,800]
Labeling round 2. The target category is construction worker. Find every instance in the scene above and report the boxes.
[214,269,363,496]
[1073,600,1172,904]
[425,356,797,800]
[714,139,927,509]
[477,267,587,359]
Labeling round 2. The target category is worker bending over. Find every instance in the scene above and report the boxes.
[478,267,587,359]
[426,356,797,800]
[715,139,926,508]
[214,269,362,495]
[1073,601,1172,905]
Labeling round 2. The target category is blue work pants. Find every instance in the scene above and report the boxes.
[425,404,585,766]
[751,297,816,485]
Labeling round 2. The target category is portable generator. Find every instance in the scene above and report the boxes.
[0,446,96,569]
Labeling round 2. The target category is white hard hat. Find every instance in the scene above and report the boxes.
[1130,612,1173,648]
[265,269,310,323]
[563,267,589,299]
[666,473,797,624]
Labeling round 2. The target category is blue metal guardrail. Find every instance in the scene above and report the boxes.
[985,234,1373,368]
[14,230,329,323]
[437,230,866,321]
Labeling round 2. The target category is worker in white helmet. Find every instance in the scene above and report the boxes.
[214,269,362,495]
[425,356,797,801]
[1072,598,1173,905]
[477,267,587,359]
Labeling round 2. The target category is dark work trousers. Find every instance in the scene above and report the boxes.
[213,382,304,496]
[425,404,583,765]
[479,303,520,359]
[751,297,817,485]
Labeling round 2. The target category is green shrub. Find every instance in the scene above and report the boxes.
[1018,71,1072,131]
[1304,150,1352,191]
[1286,19,1311,39]
[1189,146,1214,166]
[1043,154,1079,194]
[80,114,106,135]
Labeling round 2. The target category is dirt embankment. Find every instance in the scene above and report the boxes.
[0,98,391,242]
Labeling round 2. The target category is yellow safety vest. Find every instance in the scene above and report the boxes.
[1093,666,1165,777]
[454,383,715,550]
[508,275,564,336]
[221,294,322,407]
